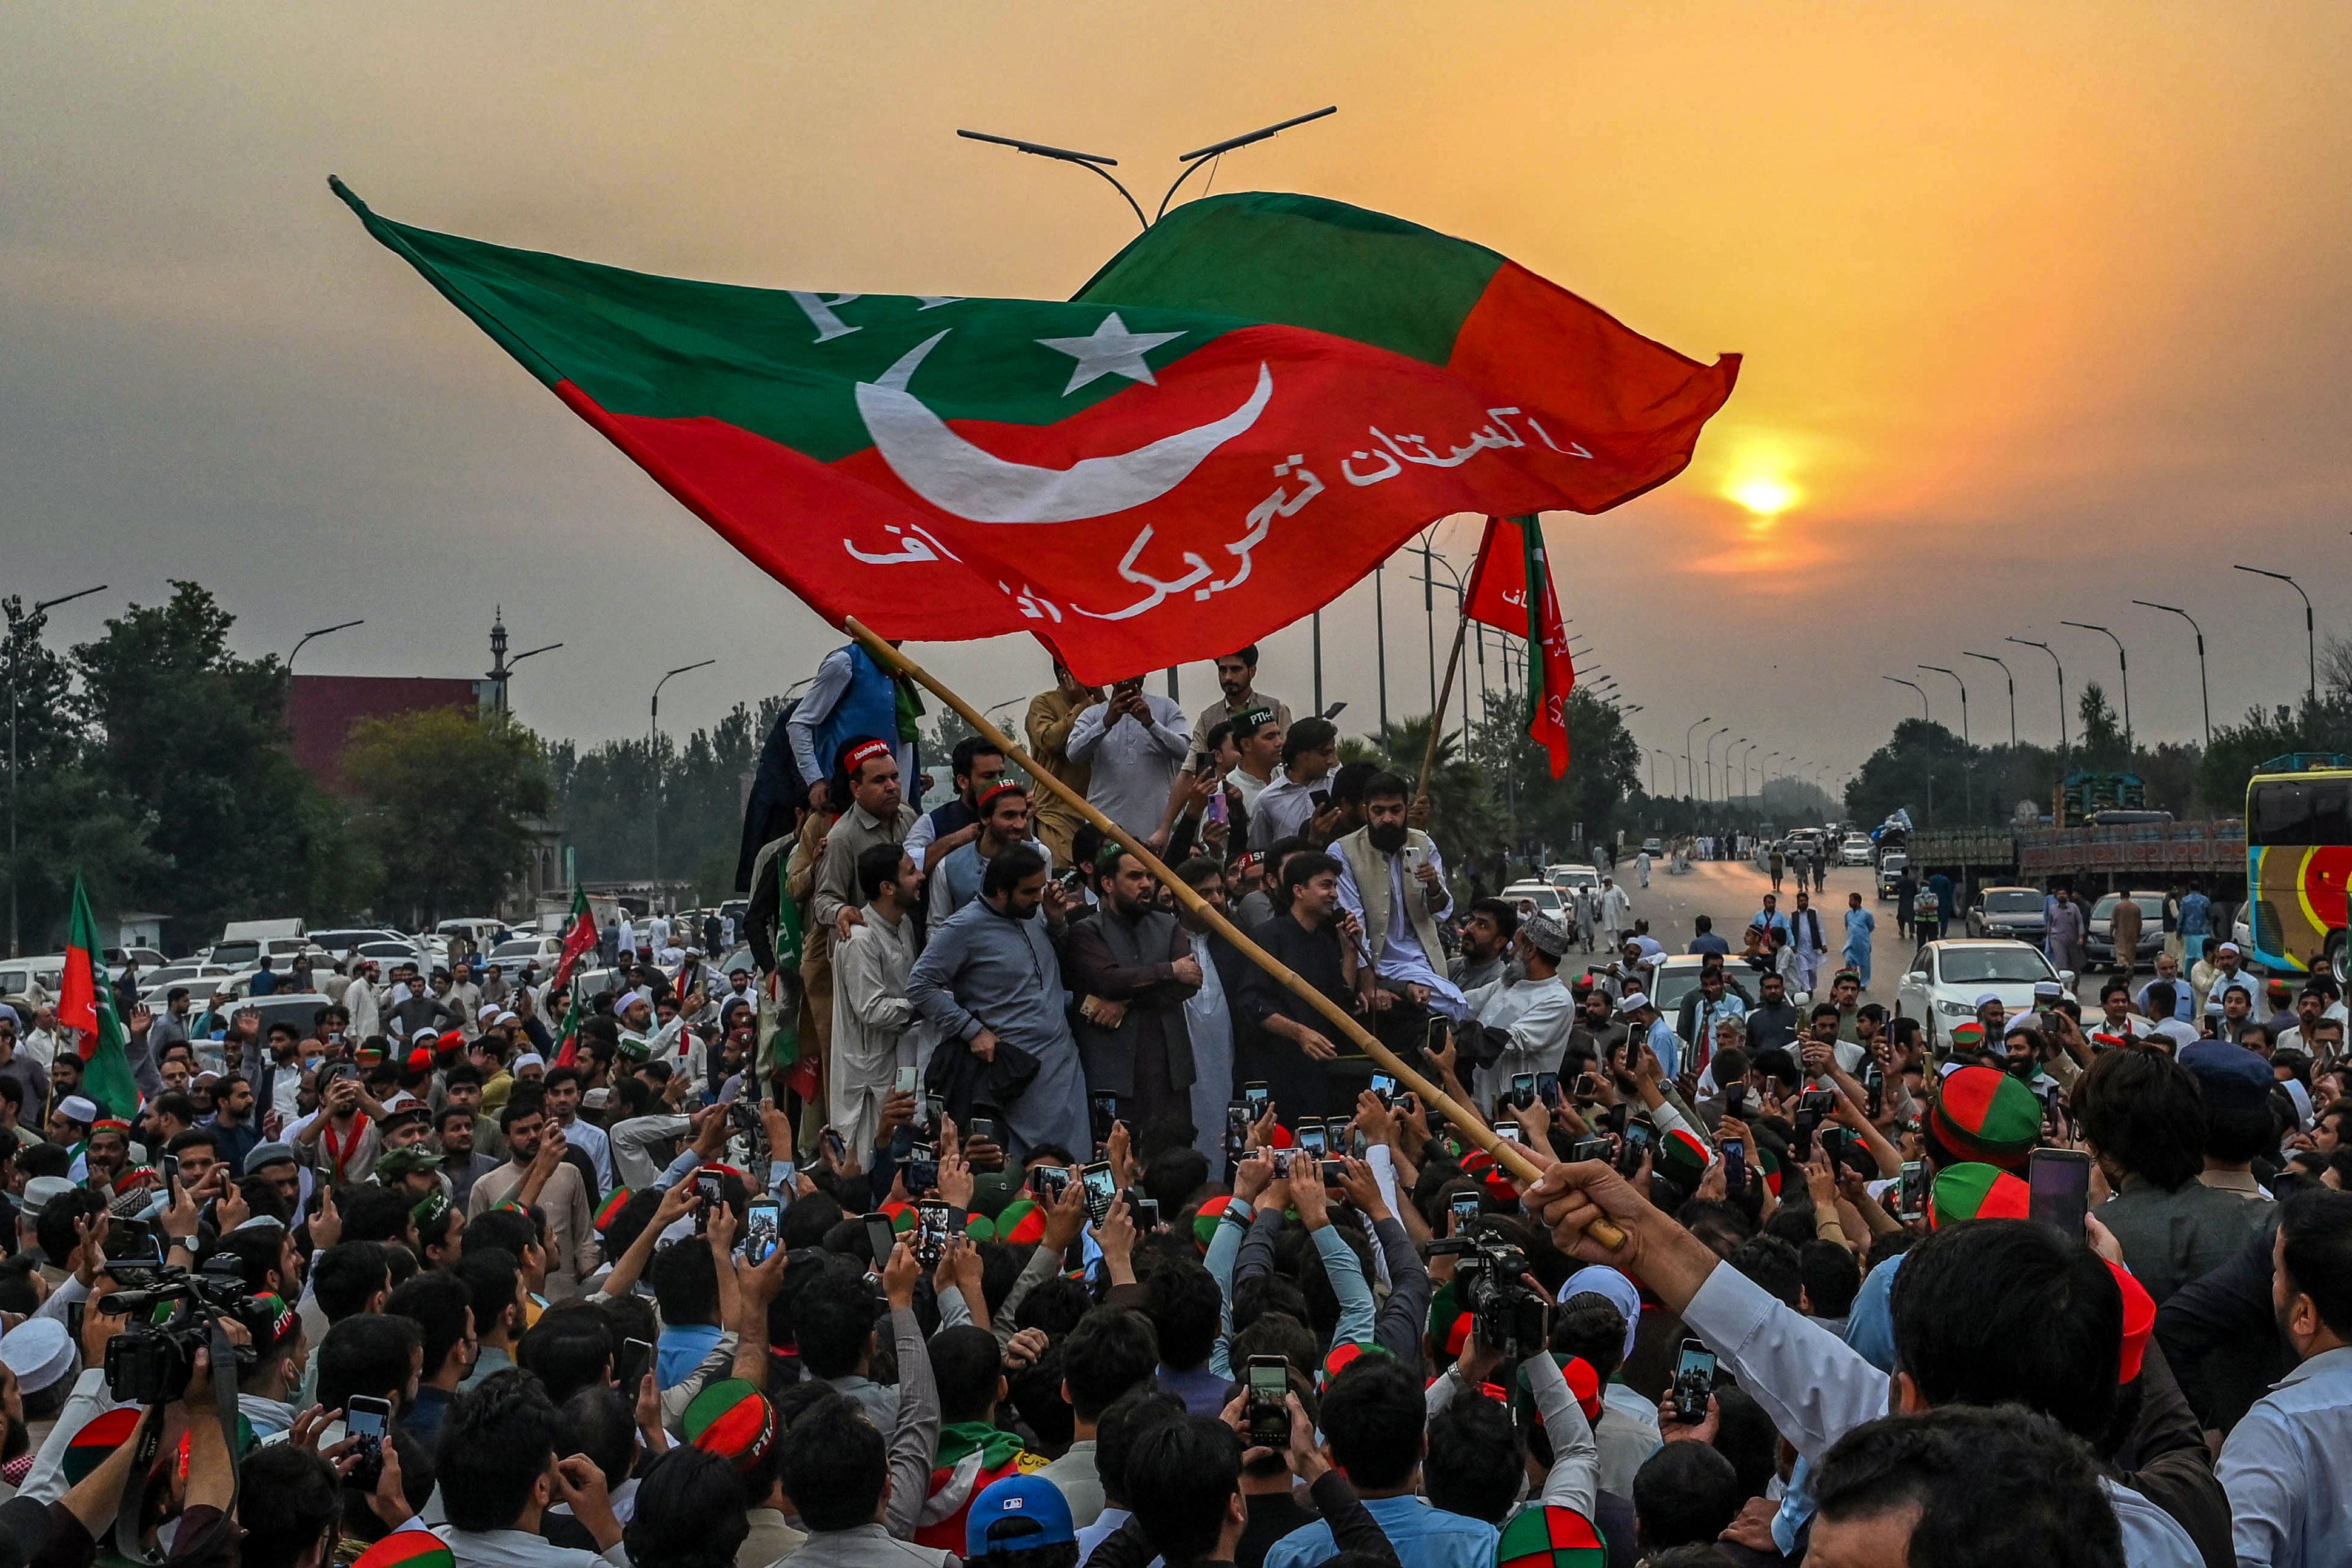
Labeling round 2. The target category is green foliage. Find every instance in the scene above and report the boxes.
[71,582,355,942]
[344,708,550,924]
[549,698,789,899]
[2077,681,2129,770]
[2196,698,2352,809]
[1339,713,1502,862]
[1454,687,1642,858]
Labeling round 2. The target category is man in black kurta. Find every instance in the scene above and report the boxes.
[1237,849,1367,1123]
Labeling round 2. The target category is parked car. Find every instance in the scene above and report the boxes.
[105,947,169,980]
[350,938,430,972]
[1876,853,1909,900]
[0,956,66,1009]
[308,927,407,961]
[2086,891,2165,972]
[192,990,333,1041]
[1894,939,2068,1049]
[489,935,564,973]
[1967,887,2048,943]
[1839,834,1874,866]
[1546,864,1600,895]
[1501,881,1568,921]
[1639,838,1665,858]
[1650,955,1762,1044]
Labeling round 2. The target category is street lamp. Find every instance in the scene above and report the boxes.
[289,619,364,673]
[1920,666,1971,819]
[9,582,108,958]
[1706,725,1731,802]
[2006,637,2067,762]
[958,105,1338,230]
[2059,621,2131,755]
[1883,676,1928,721]
[1765,750,1781,801]
[1685,716,1712,806]
[1414,538,1465,716]
[649,660,717,891]
[1919,666,1969,746]
[2131,600,2211,746]
[1962,651,2018,747]
[2232,564,2317,708]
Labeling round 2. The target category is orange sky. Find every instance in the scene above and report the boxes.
[4,2,2348,780]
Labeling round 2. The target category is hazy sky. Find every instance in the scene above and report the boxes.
[7,2,2349,792]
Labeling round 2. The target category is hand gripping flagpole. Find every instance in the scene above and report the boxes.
[843,618,1621,1249]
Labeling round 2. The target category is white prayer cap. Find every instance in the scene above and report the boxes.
[494,1010,519,1026]
[1615,992,1652,1016]
[0,1318,76,1395]
[479,1002,503,1020]
[512,1052,546,1072]
[1973,993,2005,1010]
[57,1095,99,1125]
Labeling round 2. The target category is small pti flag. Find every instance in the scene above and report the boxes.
[549,882,598,994]
[58,875,142,1119]
[1465,515,1577,776]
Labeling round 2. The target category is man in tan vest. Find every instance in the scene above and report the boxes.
[1331,770,1468,1023]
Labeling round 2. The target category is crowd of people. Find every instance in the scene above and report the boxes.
[0,638,2344,1568]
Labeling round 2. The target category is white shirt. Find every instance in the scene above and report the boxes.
[1065,693,1192,838]
[1334,841,1465,1019]
[1249,766,1338,852]
[1466,972,1576,1108]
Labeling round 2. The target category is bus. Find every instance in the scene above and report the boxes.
[2245,762,2352,976]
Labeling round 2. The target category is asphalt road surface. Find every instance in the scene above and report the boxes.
[1610,855,1926,998]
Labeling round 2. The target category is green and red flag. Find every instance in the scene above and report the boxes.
[57,875,141,1120]
[336,182,1735,681]
[548,883,598,995]
[1465,513,1577,776]
[552,985,587,1069]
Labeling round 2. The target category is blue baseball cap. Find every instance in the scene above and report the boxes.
[2179,1041,2274,1113]
[966,1475,1076,1556]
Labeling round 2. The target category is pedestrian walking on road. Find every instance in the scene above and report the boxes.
[1635,848,1651,888]
[1843,890,1877,988]
[1768,844,1785,892]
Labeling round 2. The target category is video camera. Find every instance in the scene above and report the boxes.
[1426,1231,1547,1358]
[99,1253,264,1407]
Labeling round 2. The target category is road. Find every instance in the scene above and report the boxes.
[1607,855,1924,998]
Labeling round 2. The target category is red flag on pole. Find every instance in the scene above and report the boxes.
[1464,515,1577,777]
[549,884,598,996]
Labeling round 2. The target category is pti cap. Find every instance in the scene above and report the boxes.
[1930,1066,2040,1171]
[1655,1127,1711,1187]
[2110,1259,2156,1382]
[683,1378,779,1473]
[1495,1504,1608,1568]
[350,1528,456,1568]
[1928,1163,2028,1229]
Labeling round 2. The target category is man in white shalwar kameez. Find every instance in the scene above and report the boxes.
[830,844,930,1159]
[1331,773,1468,1021]
[1465,913,1580,1110]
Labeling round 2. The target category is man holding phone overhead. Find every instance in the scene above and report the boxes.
[1460,912,1579,1111]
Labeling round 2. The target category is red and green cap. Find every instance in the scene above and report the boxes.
[992,1198,1047,1247]
[1947,1021,1987,1052]
[1321,1339,1392,1387]
[1511,1353,1604,1427]
[684,1378,780,1473]
[2110,1260,2156,1383]
[353,1529,456,1568]
[1930,1066,2041,1171]
[1928,1164,2028,1229]
[1655,1127,1711,1187]
[1495,1504,1608,1568]
[1753,1144,1783,1197]
[879,1201,918,1233]
[64,1407,144,1484]
[593,1187,635,1233]
[1192,1194,1240,1249]
[963,1210,995,1243]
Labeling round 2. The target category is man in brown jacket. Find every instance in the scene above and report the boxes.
[1025,660,1101,864]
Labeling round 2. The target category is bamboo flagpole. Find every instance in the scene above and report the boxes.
[843,618,1621,1247]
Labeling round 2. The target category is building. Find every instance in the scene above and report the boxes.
[287,675,486,794]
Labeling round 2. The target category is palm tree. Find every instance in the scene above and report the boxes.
[1339,713,1503,863]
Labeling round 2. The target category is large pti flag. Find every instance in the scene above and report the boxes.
[57,875,142,1119]
[336,182,1735,681]
[1465,515,1577,778]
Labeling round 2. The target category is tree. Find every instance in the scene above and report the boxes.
[2077,682,2130,771]
[72,582,355,941]
[550,697,790,899]
[1340,713,1502,866]
[344,708,550,924]
[1463,688,1643,859]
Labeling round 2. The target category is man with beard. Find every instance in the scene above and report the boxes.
[1174,856,1254,1172]
[909,844,1092,1156]
[905,736,1010,874]
[1193,645,1293,755]
[1743,969,1803,1054]
[833,842,929,1159]
[1235,851,1368,1120]
[435,1103,500,1206]
[930,781,1052,922]
[1066,844,1203,1132]
[1333,772,1465,1023]
[1448,899,1522,993]
[1462,912,1578,1111]
[464,1096,598,1297]
[814,737,920,948]
[1069,676,1194,847]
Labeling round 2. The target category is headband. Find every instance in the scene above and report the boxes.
[977,781,1029,815]
[842,738,892,776]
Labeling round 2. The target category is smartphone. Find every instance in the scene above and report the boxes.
[1897,1159,1928,1221]
[1369,1072,1397,1108]
[1672,1340,1718,1423]
[1243,1081,1271,1117]
[966,1112,1000,1148]
[744,1198,781,1264]
[894,1066,919,1096]
[1724,1083,1748,1119]
[159,1152,179,1193]
[1620,1117,1654,1173]
[1426,1017,1452,1056]
[1510,1072,1537,1110]
[923,1093,946,1134]
[823,1128,847,1162]
[915,1199,954,1265]
[907,1144,941,1195]
[1090,1093,1121,1149]
[66,1299,85,1343]
[1449,1192,1481,1232]
[863,1214,901,1267]
[1721,1136,1747,1197]
[1080,1161,1117,1224]
[1569,1135,1613,1164]
[1309,789,1331,810]
[1029,1165,1071,1202]
[346,1393,392,1483]
[1536,1072,1562,1109]
[616,1336,653,1392]
[2028,1147,2093,1239]
[693,1170,724,1232]
[1575,1072,1600,1101]
[1863,1065,1884,1119]
[1225,1103,1252,1158]
[1800,1090,1840,1117]
[1245,1355,1292,1446]
[1296,1121,1327,1156]
[1133,1197,1161,1230]
[1494,1123,1525,1146]
[1317,1158,1345,1188]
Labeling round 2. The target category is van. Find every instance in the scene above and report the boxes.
[219,918,306,946]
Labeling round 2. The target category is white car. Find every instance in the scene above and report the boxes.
[1502,881,1568,920]
[1839,835,1874,866]
[489,935,564,973]
[1546,864,1600,895]
[1895,939,2071,1049]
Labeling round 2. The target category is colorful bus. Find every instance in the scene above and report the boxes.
[2245,762,2352,976]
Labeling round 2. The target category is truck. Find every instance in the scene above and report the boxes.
[1902,819,2245,891]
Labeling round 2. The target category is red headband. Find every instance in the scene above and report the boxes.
[977,781,1028,814]
[843,738,892,775]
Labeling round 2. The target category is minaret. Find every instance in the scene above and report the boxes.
[487,607,511,715]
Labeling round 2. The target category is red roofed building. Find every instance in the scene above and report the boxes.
[287,675,486,795]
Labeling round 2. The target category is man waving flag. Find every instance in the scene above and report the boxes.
[336,182,1734,681]
[58,875,142,1119]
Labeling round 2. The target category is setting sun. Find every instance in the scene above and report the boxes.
[1727,474,1800,517]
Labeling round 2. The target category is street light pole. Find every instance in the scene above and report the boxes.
[2232,564,2317,709]
[1962,651,2017,747]
[1919,666,1969,746]
[1685,717,1712,807]
[2059,621,2131,755]
[2132,601,2211,747]
[2006,638,2067,762]
[1920,666,1971,821]
[1883,676,1928,721]
[289,619,364,674]
[1706,726,1731,803]
[9,583,107,958]
[1374,564,1388,735]
[649,659,717,893]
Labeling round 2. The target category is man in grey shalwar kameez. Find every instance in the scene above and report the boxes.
[907,842,1091,1158]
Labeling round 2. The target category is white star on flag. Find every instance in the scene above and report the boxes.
[1035,312,1185,396]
